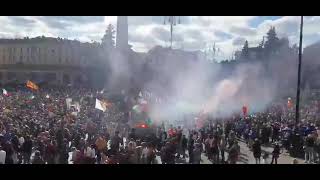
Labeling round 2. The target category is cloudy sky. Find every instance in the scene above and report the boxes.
[0,16,319,60]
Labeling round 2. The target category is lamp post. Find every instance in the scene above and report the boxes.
[295,16,304,126]
[163,16,181,49]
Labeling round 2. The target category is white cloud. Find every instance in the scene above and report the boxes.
[0,16,319,60]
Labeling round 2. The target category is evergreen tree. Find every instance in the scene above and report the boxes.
[258,36,265,49]
[264,26,280,57]
[101,24,115,49]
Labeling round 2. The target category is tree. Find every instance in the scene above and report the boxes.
[258,36,265,49]
[241,40,249,60]
[101,24,115,49]
[264,26,280,57]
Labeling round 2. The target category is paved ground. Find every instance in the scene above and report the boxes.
[155,139,306,164]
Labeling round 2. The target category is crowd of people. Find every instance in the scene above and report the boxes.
[1,84,320,164]
[219,97,320,164]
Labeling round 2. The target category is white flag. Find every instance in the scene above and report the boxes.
[95,98,106,112]
[139,91,142,97]
[2,89,8,96]
[73,102,81,112]
[66,98,72,109]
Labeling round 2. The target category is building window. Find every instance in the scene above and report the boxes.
[20,56,23,61]
[58,58,62,64]
[52,49,55,53]
[21,48,22,53]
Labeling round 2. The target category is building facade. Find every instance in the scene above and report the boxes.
[0,37,105,87]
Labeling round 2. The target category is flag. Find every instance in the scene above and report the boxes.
[95,99,106,112]
[132,104,142,113]
[71,101,81,112]
[46,94,50,99]
[2,89,9,96]
[66,98,72,109]
[242,105,248,117]
[146,117,152,126]
[139,91,142,97]
[287,97,293,109]
[26,80,39,91]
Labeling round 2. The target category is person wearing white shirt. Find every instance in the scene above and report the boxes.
[0,146,6,164]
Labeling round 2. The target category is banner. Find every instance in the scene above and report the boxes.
[26,80,39,91]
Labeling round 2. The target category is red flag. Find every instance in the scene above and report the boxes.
[287,98,293,109]
[242,105,248,117]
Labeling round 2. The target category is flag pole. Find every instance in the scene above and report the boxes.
[295,16,304,126]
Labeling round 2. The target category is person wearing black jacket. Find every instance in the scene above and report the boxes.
[252,139,261,164]
[110,131,123,155]
[271,143,280,164]
[181,135,188,159]
[22,135,33,164]
[188,134,195,164]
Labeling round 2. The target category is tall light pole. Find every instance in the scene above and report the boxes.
[164,16,181,49]
[295,16,304,126]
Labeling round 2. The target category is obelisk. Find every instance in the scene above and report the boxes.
[116,16,129,50]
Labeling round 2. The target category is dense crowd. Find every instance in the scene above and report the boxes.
[1,85,320,164]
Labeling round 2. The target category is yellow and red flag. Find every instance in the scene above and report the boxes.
[26,80,39,91]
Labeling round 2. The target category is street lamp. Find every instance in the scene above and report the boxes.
[295,16,304,126]
[163,16,181,49]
